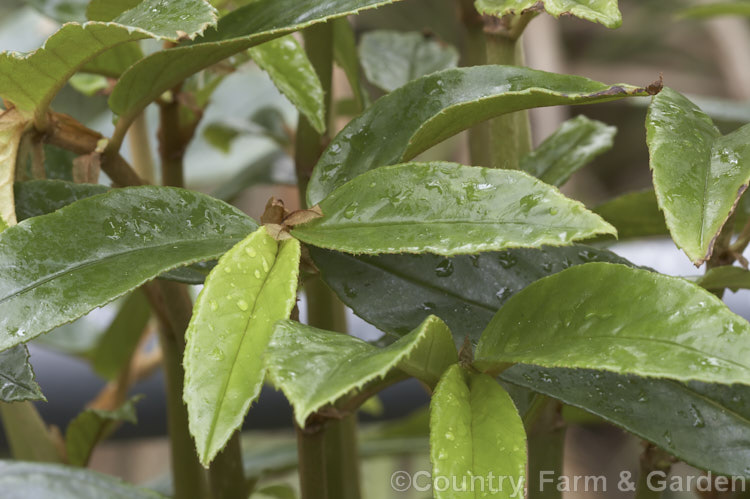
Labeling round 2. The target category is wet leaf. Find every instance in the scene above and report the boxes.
[520,115,616,187]
[307,66,650,205]
[0,461,166,498]
[503,364,750,477]
[0,0,217,123]
[0,346,44,402]
[476,262,750,386]
[109,0,408,125]
[249,35,326,134]
[592,189,668,239]
[184,227,300,466]
[475,0,622,28]
[294,162,615,256]
[311,245,631,343]
[65,397,140,467]
[14,180,109,221]
[430,365,526,499]
[266,316,457,427]
[647,87,750,265]
[0,186,257,352]
[358,30,458,93]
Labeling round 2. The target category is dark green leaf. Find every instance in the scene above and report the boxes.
[266,316,457,426]
[65,397,140,467]
[0,461,166,498]
[312,244,631,342]
[358,30,458,93]
[520,115,616,186]
[109,0,409,125]
[294,162,615,256]
[14,180,109,221]
[476,262,750,385]
[0,186,257,351]
[474,0,622,28]
[332,18,370,112]
[430,365,526,499]
[592,189,668,239]
[647,87,750,265]
[307,66,650,205]
[184,227,300,465]
[502,364,750,477]
[0,346,44,402]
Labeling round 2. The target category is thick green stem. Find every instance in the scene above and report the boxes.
[484,15,534,170]
[306,277,348,334]
[525,398,566,499]
[296,425,329,499]
[208,432,248,499]
[0,402,64,463]
[324,415,361,499]
[158,95,186,188]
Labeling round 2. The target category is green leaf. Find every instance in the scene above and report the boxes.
[679,2,750,19]
[332,18,370,112]
[647,87,750,265]
[592,189,668,239]
[0,0,217,123]
[0,215,6,232]
[0,461,166,498]
[358,30,458,93]
[90,292,150,380]
[0,402,64,463]
[430,365,526,499]
[65,397,140,467]
[81,43,144,79]
[253,485,297,499]
[312,245,631,343]
[0,346,44,402]
[520,115,616,187]
[0,110,28,227]
[474,0,622,28]
[108,0,408,125]
[476,262,750,385]
[0,186,257,351]
[14,180,109,221]
[293,162,615,256]
[249,35,326,134]
[184,226,300,466]
[502,365,750,477]
[697,265,750,292]
[266,316,457,427]
[86,0,146,21]
[307,66,650,205]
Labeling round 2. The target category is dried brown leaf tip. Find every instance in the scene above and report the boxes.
[261,198,323,240]
[647,74,664,96]
[283,205,323,227]
[261,197,288,225]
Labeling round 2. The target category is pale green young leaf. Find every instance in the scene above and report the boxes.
[0,461,166,498]
[293,162,615,256]
[0,346,44,402]
[307,66,651,205]
[475,0,622,28]
[476,263,750,385]
[0,187,257,352]
[520,115,616,186]
[65,397,140,467]
[249,35,326,134]
[647,87,750,265]
[0,402,64,463]
[266,315,457,427]
[184,227,300,466]
[359,30,459,93]
[430,365,527,499]
[109,0,408,125]
[679,2,750,19]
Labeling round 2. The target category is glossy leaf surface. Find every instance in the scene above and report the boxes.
[184,227,300,465]
[359,30,458,93]
[311,245,631,342]
[503,364,750,477]
[0,346,44,402]
[294,162,615,256]
[249,35,326,134]
[520,115,616,187]
[430,365,526,499]
[266,316,457,426]
[14,180,109,221]
[476,262,750,385]
[593,189,668,239]
[0,187,257,351]
[647,87,750,265]
[109,0,407,123]
[307,66,650,205]
[0,461,165,498]
[0,110,26,227]
[65,397,139,467]
[474,0,622,28]
[0,0,217,122]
